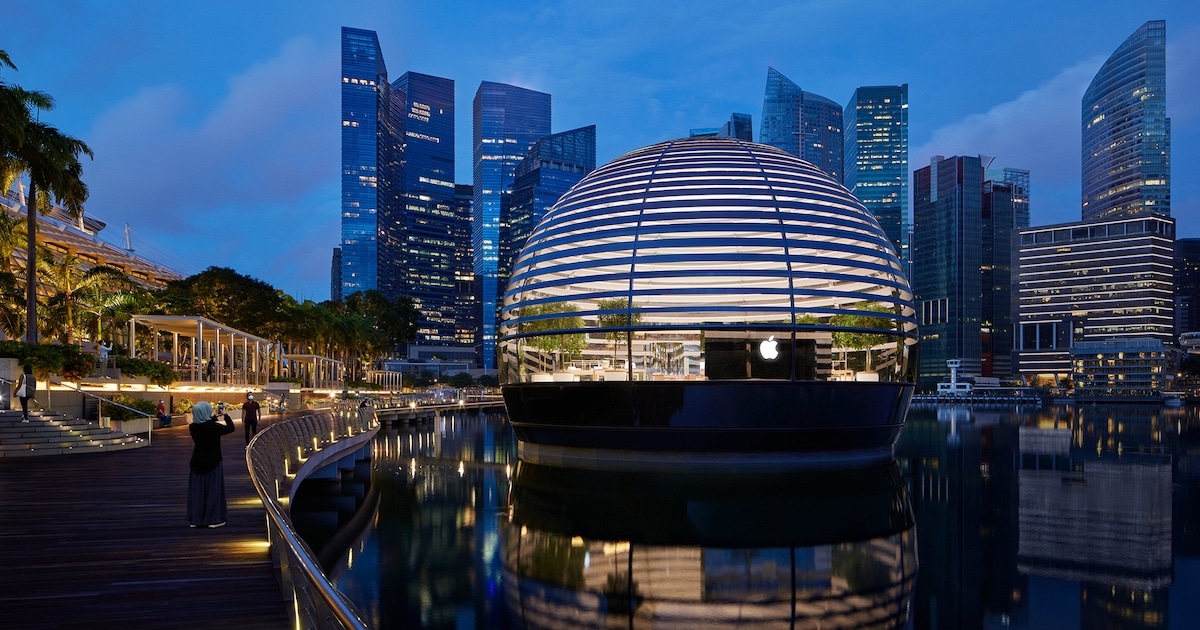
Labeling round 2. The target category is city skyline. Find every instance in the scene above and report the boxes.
[6,1,1200,300]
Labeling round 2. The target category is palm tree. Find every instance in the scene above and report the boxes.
[0,52,92,345]
[14,123,92,344]
[35,251,129,344]
[0,210,25,273]
[0,270,23,339]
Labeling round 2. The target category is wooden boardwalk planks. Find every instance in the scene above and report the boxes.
[0,414,289,629]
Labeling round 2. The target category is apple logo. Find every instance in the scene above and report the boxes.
[759,335,779,360]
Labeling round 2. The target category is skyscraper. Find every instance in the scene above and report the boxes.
[843,85,909,259]
[473,82,552,369]
[720,113,753,141]
[340,28,465,350]
[339,27,392,299]
[453,184,478,353]
[392,71,457,345]
[760,67,843,180]
[507,125,596,265]
[912,156,1022,386]
[1081,20,1169,221]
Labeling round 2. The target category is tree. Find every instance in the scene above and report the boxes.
[0,210,25,274]
[0,270,23,340]
[520,301,586,369]
[35,250,132,344]
[158,266,283,336]
[0,73,92,343]
[829,302,893,372]
[596,296,641,365]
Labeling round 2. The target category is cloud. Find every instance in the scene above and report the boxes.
[911,57,1101,226]
[85,37,338,235]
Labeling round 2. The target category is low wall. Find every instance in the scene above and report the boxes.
[245,404,379,629]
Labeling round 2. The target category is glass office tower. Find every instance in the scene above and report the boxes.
[454,184,478,353]
[720,113,753,141]
[913,156,1021,387]
[392,72,457,345]
[760,67,843,180]
[1081,20,1169,221]
[843,85,909,259]
[507,125,597,266]
[473,82,552,369]
[339,27,390,299]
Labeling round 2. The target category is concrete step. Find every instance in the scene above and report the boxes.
[0,436,143,451]
[0,408,152,456]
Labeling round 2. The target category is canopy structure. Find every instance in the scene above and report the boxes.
[128,315,273,387]
[281,354,345,390]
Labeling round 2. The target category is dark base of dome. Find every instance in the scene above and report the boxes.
[503,380,913,471]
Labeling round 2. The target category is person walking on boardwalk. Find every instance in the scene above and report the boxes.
[242,393,261,444]
[187,401,235,528]
[15,363,35,422]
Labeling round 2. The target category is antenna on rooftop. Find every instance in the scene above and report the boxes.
[124,223,134,253]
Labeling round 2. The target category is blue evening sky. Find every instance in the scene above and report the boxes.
[5,0,1200,300]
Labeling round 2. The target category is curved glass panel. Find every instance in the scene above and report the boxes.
[500,137,917,385]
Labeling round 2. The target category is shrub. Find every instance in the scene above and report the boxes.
[174,398,194,415]
[103,395,158,422]
[112,355,178,386]
[0,341,95,381]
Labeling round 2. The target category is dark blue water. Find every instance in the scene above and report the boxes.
[300,405,1200,629]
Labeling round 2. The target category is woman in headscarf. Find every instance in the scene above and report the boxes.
[186,401,235,528]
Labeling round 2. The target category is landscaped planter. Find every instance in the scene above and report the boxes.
[115,417,151,435]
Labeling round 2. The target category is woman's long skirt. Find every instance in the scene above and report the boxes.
[187,466,227,526]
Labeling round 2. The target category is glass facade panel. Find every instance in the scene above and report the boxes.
[499,138,917,386]
[843,85,909,261]
[1081,20,1169,221]
[339,27,388,299]
[759,67,843,180]
[473,82,552,369]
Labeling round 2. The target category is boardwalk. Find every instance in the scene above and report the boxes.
[0,413,290,629]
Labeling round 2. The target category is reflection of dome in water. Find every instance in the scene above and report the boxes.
[504,462,917,628]
[498,137,919,467]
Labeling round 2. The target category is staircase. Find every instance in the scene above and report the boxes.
[0,409,147,457]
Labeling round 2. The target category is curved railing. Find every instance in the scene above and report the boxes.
[246,403,380,629]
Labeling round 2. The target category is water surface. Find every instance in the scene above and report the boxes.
[301,405,1200,629]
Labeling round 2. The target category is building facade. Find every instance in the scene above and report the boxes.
[392,72,458,346]
[454,184,478,354]
[720,113,753,141]
[1013,215,1176,384]
[760,67,843,180]
[843,84,909,261]
[1070,339,1168,398]
[339,27,391,300]
[1176,238,1200,339]
[1081,20,1169,222]
[473,82,552,369]
[912,156,1021,388]
[507,125,597,267]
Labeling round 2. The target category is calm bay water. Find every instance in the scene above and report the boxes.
[296,404,1200,629]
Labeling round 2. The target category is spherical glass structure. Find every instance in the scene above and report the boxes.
[498,137,917,465]
[500,137,916,384]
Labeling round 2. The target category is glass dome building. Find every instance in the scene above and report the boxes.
[499,137,917,467]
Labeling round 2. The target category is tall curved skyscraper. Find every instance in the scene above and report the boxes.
[760,67,843,181]
[1081,20,1169,221]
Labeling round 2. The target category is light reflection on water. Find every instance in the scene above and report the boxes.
[307,405,1200,629]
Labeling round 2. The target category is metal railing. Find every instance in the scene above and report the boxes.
[246,403,379,629]
[49,377,156,444]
